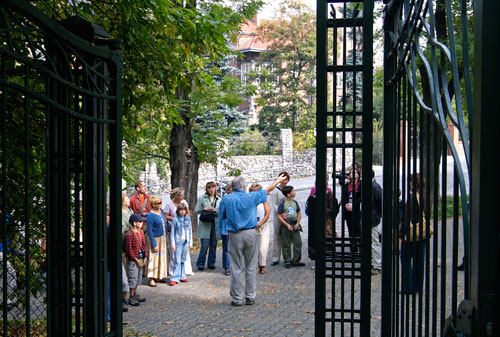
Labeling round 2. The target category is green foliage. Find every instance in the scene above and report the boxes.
[35,0,264,184]
[293,130,316,150]
[373,119,383,165]
[254,0,316,136]
[229,129,272,155]
[373,67,384,121]
[224,165,242,177]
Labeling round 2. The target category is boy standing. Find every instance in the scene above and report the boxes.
[277,186,305,268]
[125,214,148,306]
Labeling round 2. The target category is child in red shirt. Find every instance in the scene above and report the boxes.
[125,214,148,306]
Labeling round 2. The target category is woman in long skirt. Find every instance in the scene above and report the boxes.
[146,195,168,287]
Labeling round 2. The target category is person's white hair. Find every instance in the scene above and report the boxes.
[231,176,246,191]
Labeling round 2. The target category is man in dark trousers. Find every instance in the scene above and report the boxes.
[371,170,383,275]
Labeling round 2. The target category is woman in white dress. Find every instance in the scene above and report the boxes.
[249,183,271,274]
[163,187,194,276]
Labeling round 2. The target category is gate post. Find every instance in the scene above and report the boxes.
[470,0,500,335]
[381,1,397,334]
[315,0,327,335]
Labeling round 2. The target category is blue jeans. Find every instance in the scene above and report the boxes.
[222,234,230,270]
[171,240,189,282]
[400,240,426,294]
[197,222,217,268]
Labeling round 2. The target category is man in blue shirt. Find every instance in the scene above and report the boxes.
[219,174,286,306]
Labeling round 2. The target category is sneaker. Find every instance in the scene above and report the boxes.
[128,297,140,307]
[271,261,279,266]
[292,262,305,267]
[224,269,231,276]
[197,267,204,271]
[180,279,188,283]
[208,266,216,270]
[122,299,129,312]
[284,263,291,269]
[245,298,255,305]
[231,301,243,306]
[132,294,146,303]
[169,281,177,286]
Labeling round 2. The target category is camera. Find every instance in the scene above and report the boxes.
[333,172,350,185]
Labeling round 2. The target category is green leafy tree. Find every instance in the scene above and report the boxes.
[254,0,316,136]
[35,0,263,211]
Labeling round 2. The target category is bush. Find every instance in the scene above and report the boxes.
[229,130,280,155]
[293,130,316,151]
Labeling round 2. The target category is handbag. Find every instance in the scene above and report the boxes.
[408,193,434,242]
[200,210,216,223]
[199,198,217,223]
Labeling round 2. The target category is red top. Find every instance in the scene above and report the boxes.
[348,182,360,194]
[129,192,151,214]
[124,230,147,260]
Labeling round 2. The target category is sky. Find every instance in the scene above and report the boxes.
[259,0,316,19]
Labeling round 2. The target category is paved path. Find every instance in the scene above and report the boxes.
[126,169,465,336]
[124,187,318,337]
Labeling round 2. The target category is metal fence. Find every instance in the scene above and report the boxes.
[1,1,123,336]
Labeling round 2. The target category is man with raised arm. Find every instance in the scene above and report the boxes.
[218,174,286,306]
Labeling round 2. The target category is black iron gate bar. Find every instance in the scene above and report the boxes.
[382,0,472,336]
[0,1,123,336]
[316,1,373,336]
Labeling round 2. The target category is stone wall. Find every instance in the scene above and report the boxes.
[134,129,353,193]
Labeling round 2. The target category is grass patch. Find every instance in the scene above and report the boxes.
[431,195,467,219]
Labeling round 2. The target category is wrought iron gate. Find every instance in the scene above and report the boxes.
[382,0,498,336]
[317,0,499,336]
[1,1,123,336]
[316,1,374,335]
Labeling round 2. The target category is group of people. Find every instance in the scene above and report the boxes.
[308,163,383,275]
[318,162,430,294]
[112,164,432,317]
[117,182,194,313]
[116,172,308,309]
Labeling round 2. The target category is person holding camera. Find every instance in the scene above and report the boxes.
[277,186,305,268]
[125,213,148,306]
[195,181,220,271]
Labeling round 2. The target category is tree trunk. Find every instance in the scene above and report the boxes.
[170,87,199,234]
